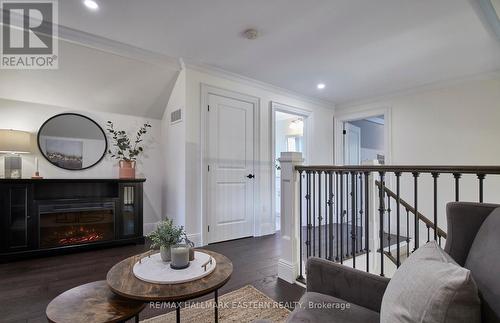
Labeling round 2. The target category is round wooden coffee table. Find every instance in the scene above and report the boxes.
[46,280,146,323]
[106,249,232,323]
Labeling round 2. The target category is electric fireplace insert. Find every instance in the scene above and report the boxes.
[39,202,115,249]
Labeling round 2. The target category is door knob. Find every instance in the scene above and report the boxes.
[247,174,255,179]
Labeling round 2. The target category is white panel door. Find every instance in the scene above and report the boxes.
[343,122,361,226]
[343,123,361,165]
[207,94,254,243]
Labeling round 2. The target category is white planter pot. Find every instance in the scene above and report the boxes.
[160,246,171,262]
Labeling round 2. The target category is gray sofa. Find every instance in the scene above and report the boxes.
[287,202,500,323]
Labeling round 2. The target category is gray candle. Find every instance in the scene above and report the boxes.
[170,245,189,268]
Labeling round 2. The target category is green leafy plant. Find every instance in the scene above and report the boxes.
[147,219,185,249]
[106,121,152,161]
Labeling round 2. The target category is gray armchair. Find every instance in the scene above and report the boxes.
[287,202,500,323]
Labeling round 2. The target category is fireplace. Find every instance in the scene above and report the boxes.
[39,202,115,249]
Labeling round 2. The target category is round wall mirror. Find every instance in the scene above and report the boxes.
[38,113,107,170]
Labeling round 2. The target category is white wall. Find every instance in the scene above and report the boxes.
[0,99,164,231]
[349,119,384,150]
[0,65,335,246]
[336,76,500,240]
[161,69,187,229]
[182,66,335,244]
[349,119,385,163]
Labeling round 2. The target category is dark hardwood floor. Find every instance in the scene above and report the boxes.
[0,234,305,323]
[301,224,407,263]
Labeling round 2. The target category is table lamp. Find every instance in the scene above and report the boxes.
[0,129,32,179]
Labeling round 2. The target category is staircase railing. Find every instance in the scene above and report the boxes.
[375,180,446,267]
[290,163,500,281]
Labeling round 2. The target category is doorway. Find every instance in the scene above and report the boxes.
[203,86,259,244]
[271,102,311,232]
[344,115,385,165]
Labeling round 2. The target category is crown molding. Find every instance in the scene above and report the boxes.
[336,69,500,110]
[0,10,181,70]
[56,25,181,71]
[471,0,500,41]
[183,60,335,110]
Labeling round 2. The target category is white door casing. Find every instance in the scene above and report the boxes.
[207,93,255,243]
[342,122,361,227]
[334,107,391,166]
[270,101,312,233]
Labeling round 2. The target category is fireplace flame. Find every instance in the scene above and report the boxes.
[57,226,104,245]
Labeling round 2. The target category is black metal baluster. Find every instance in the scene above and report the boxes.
[307,171,311,258]
[478,174,485,203]
[453,173,461,202]
[387,192,391,256]
[359,173,363,253]
[336,172,340,262]
[432,172,439,241]
[340,172,344,264]
[406,208,410,258]
[318,171,322,258]
[312,171,316,256]
[364,172,370,272]
[413,172,420,251]
[298,171,304,280]
[395,172,401,267]
[427,225,430,242]
[354,173,359,255]
[378,172,386,277]
[329,171,334,261]
[351,172,356,268]
[346,172,350,259]
[324,171,328,259]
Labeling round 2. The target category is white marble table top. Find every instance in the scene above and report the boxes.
[133,251,217,284]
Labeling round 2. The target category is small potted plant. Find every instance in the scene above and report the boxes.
[106,121,152,179]
[147,219,185,262]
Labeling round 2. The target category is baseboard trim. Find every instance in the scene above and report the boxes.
[187,233,202,247]
[278,258,297,284]
[257,222,275,237]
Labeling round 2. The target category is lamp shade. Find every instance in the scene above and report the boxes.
[0,129,32,154]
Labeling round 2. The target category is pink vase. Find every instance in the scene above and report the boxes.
[119,160,136,179]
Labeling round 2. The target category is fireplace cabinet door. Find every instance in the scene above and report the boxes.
[0,184,34,252]
[119,183,143,238]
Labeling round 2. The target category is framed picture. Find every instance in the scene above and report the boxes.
[45,138,83,169]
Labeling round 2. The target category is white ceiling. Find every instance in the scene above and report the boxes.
[276,111,302,121]
[0,40,179,119]
[56,0,500,105]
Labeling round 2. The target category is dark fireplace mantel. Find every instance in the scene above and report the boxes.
[0,178,145,262]
[0,178,146,183]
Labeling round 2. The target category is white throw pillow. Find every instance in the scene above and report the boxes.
[380,241,480,323]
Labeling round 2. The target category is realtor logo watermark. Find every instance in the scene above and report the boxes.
[1,0,58,69]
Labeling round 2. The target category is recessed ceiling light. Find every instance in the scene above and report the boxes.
[289,119,304,131]
[317,83,326,90]
[84,0,99,10]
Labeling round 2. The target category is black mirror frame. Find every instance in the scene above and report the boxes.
[37,113,108,171]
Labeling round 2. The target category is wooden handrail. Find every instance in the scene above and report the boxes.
[296,165,500,175]
[375,180,447,239]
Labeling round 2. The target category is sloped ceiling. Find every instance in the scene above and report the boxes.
[0,40,180,119]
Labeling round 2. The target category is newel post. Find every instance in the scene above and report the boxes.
[278,152,304,284]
